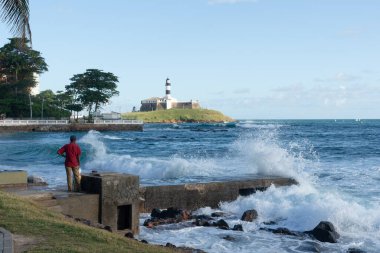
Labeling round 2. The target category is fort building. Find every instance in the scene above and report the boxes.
[140,78,200,112]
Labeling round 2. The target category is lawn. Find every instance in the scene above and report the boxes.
[0,191,173,253]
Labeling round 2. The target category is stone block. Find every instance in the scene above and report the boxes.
[0,170,27,186]
[81,173,140,235]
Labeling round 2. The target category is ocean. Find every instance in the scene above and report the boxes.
[0,120,379,252]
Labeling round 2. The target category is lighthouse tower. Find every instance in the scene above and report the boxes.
[165,78,172,99]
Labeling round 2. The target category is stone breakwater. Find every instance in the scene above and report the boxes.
[0,123,143,132]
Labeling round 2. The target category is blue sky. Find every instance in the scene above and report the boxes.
[1,0,380,119]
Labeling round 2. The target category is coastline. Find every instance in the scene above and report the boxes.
[0,123,143,133]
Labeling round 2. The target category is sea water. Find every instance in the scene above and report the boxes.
[0,120,379,252]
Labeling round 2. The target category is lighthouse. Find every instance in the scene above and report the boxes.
[165,78,171,99]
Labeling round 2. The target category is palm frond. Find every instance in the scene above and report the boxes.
[0,0,31,42]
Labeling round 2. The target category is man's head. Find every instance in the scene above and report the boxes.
[70,135,77,143]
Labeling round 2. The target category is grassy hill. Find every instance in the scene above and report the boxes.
[122,108,234,123]
[0,191,173,253]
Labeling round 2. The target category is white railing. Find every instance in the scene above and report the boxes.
[93,119,143,125]
[0,120,69,126]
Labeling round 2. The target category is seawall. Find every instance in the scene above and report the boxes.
[139,176,297,212]
[0,123,143,132]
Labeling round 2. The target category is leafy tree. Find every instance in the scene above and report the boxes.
[0,38,47,118]
[66,69,119,119]
[0,0,31,41]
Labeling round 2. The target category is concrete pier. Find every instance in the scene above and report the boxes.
[140,176,297,212]
[5,173,296,237]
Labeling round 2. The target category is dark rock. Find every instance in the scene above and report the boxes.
[192,214,213,220]
[124,232,134,239]
[143,217,179,228]
[306,221,340,243]
[232,224,244,231]
[194,218,211,227]
[82,219,91,226]
[27,175,47,185]
[347,248,366,253]
[214,219,229,230]
[162,207,182,219]
[295,241,321,253]
[141,239,148,244]
[211,212,225,217]
[272,227,298,236]
[222,235,236,241]
[241,209,258,222]
[151,207,190,220]
[166,243,176,248]
[263,220,277,225]
[260,227,302,237]
[104,225,112,232]
[151,208,162,218]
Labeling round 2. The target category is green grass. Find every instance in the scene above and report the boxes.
[0,191,173,253]
[123,108,234,123]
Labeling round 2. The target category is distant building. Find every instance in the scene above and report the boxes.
[140,78,200,112]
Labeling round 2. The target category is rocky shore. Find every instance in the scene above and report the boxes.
[140,207,367,253]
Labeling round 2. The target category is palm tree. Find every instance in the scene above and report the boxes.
[0,0,31,42]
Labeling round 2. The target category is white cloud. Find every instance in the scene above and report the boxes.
[315,72,361,83]
[208,0,258,4]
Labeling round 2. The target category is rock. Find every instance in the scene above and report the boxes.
[140,239,148,244]
[214,219,229,230]
[222,235,236,241]
[194,218,211,227]
[165,243,176,248]
[306,221,340,243]
[27,175,47,185]
[150,207,190,220]
[263,221,277,225]
[347,248,366,253]
[260,227,302,237]
[163,207,182,218]
[181,210,192,220]
[272,227,298,236]
[211,212,225,217]
[295,241,321,253]
[232,224,243,231]
[104,225,112,232]
[143,217,179,228]
[151,208,162,218]
[193,214,213,220]
[241,209,258,222]
[124,232,134,239]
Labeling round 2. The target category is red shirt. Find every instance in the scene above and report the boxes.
[58,143,81,167]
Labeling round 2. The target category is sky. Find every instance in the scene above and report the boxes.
[1,0,380,119]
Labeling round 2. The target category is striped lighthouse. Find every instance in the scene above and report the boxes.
[165,78,171,99]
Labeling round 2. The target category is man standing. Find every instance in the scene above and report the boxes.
[57,135,82,192]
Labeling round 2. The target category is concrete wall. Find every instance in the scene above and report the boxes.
[0,170,27,188]
[139,177,297,212]
[0,123,142,133]
[56,194,99,222]
[81,173,140,235]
